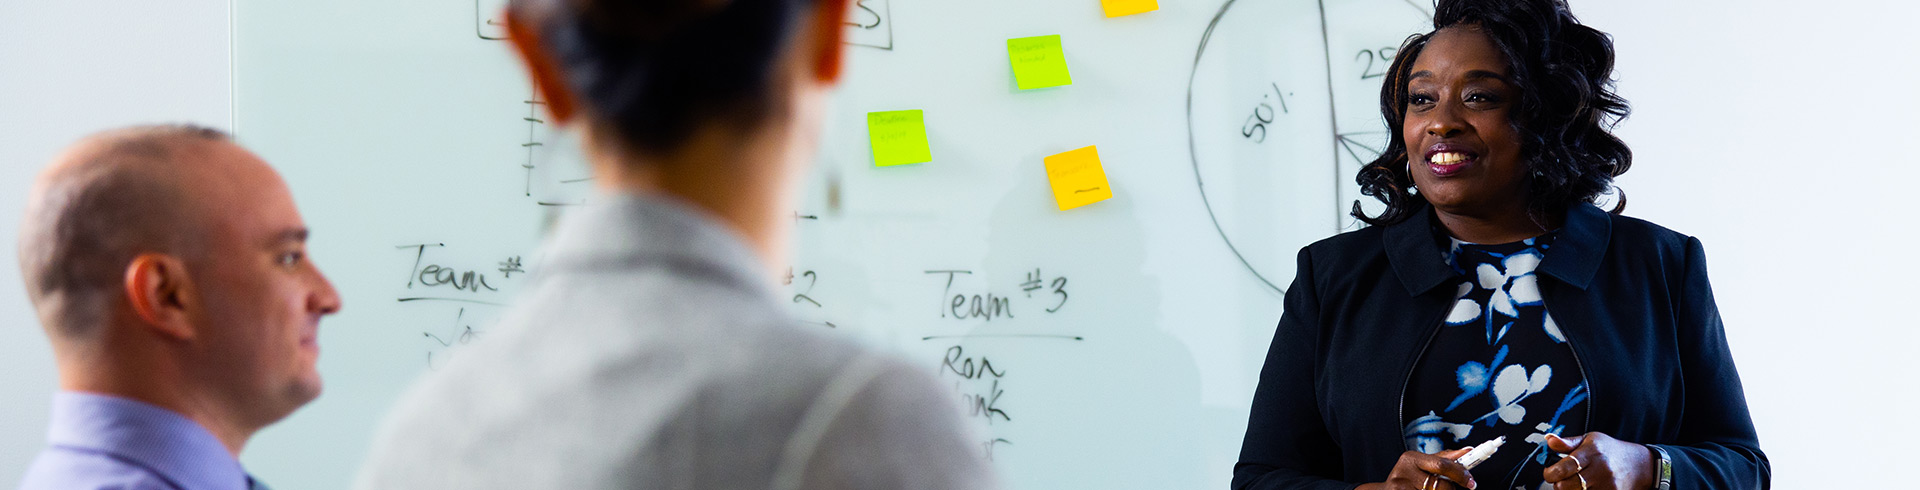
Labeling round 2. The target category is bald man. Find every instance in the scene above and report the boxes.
[14,124,342,490]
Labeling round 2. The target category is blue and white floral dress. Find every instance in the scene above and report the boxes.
[1402,232,1589,490]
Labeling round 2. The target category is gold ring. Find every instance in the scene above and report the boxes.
[1568,454,1584,472]
[1423,475,1435,490]
[1576,473,1589,490]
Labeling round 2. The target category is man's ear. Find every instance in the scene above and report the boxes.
[807,0,853,84]
[124,254,195,340]
[504,8,580,126]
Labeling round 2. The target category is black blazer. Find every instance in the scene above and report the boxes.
[1234,203,1770,489]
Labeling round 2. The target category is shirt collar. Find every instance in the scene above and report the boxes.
[47,391,251,490]
[538,192,778,302]
[1536,202,1610,290]
[1384,201,1611,296]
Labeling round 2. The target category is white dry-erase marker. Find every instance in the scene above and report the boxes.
[1455,436,1506,470]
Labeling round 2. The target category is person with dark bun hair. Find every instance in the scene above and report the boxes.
[351,0,997,489]
[1234,1,1768,489]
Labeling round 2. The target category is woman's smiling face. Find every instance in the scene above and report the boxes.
[1403,25,1529,218]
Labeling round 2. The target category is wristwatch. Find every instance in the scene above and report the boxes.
[1648,444,1674,490]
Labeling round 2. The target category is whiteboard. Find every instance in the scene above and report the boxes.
[10,1,1920,488]
[226,0,1436,488]
[0,0,234,485]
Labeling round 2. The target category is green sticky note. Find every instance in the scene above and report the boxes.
[1007,35,1072,90]
[868,110,931,167]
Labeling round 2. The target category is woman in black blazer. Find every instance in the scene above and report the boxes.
[1232,1,1768,489]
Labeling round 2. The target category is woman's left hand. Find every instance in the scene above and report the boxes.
[1541,432,1655,490]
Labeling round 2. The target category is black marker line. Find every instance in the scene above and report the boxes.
[844,0,881,29]
[397,243,444,289]
[1316,0,1344,233]
[474,0,506,41]
[522,93,544,195]
[1400,0,1434,17]
[1186,0,1287,295]
[397,297,505,306]
[1336,134,1389,165]
[1337,133,1386,152]
[1336,138,1368,167]
[841,0,895,50]
[1272,82,1291,113]
[880,0,895,51]
[536,201,583,207]
[921,334,1084,341]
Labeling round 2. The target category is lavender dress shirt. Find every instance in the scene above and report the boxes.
[17,392,263,490]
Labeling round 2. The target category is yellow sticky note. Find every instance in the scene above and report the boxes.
[1007,35,1072,90]
[1101,0,1158,17]
[868,110,931,167]
[1043,146,1113,211]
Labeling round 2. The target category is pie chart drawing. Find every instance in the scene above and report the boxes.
[1186,0,1433,293]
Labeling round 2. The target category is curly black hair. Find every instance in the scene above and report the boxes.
[1353,0,1631,226]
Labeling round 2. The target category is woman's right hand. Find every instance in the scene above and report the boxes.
[1356,448,1477,490]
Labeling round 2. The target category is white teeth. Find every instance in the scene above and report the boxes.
[1429,152,1470,165]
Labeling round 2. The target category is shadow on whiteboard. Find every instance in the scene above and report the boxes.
[932,169,1224,488]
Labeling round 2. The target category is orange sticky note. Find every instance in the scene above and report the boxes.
[1043,146,1113,211]
[1101,0,1158,17]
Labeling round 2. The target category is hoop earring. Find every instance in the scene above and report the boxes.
[1405,160,1417,191]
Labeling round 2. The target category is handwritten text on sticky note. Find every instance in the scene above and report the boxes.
[1101,0,1158,17]
[1007,35,1072,90]
[868,110,931,167]
[1043,145,1113,211]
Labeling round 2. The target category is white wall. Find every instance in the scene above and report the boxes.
[1586,0,1920,483]
[1,0,1915,487]
[0,0,232,484]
